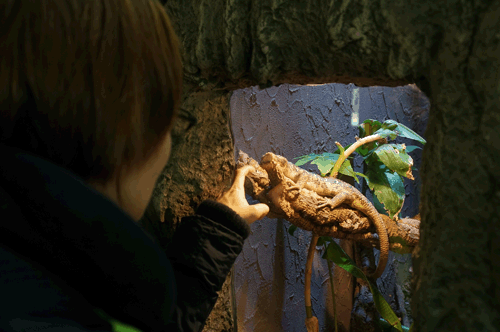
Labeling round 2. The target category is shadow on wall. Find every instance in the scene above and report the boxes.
[230,82,429,332]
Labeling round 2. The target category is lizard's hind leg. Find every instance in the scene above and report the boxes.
[317,191,349,210]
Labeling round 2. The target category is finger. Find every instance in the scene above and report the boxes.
[247,203,270,224]
[234,165,255,189]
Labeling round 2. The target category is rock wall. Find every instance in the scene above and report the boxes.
[139,86,238,331]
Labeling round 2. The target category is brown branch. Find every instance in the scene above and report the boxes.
[304,234,318,314]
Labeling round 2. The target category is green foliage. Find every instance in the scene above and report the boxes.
[362,119,426,145]
[290,233,413,330]
[294,152,360,180]
[379,318,411,331]
[374,128,398,141]
[310,154,340,177]
[293,119,425,219]
[95,309,143,332]
[294,153,327,167]
[362,119,384,132]
[405,145,422,153]
[320,238,404,331]
[374,144,414,180]
[379,120,426,144]
[366,166,405,219]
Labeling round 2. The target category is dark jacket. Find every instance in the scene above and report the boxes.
[0,144,250,332]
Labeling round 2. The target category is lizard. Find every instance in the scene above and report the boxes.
[259,152,390,279]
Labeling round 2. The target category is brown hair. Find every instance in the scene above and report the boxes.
[0,0,183,192]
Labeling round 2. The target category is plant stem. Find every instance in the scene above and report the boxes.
[305,234,319,318]
[326,253,338,332]
[364,123,375,151]
[329,134,382,178]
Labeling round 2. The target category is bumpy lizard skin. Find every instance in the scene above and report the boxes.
[260,152,390,279]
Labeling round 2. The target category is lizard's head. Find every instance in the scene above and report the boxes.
[261,152,288,186]
[261,152,287,170]
[260,152,274,166]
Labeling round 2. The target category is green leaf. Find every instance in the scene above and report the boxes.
[322,241,403,331]
[112,321,143,332]
[381,120,426,144]
[361,145,380,160]
[333,143,353,155]
[378,174,405,219]
[95,309,144,332]
[380,120,398,131]
[366,168,405,219]
[405,145,421,153]
[362,119,383,134]
[354,172,369,187]
[288,224,298,236]
[372,192,389,216]
[373,128,398,140]
[365,161,389,192]
[373,144,415,180]
[362,153,380,171]
[337,159,359,183]
[294,153,321,166]
[358,124,366,138]
[294,152,340,168]
[311,155,339,176]
[379,319,410,332]
[337,144,345,156]
[356,145,370,157]
[355,172,369,180]
[380,173,405,219]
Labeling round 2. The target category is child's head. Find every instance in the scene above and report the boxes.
[0,0,183,192]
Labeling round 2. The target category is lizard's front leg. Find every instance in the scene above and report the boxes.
[317,191,349,210]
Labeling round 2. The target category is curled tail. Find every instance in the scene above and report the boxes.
[367,210,389,279]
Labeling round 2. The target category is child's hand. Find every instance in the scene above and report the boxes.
[217,165,269,224]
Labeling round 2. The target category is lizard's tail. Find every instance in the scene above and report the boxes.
[367,213,390,279]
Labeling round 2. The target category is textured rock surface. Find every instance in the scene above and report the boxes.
[164,0,419,89]
[139,85,238,332]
